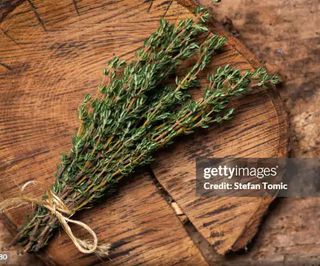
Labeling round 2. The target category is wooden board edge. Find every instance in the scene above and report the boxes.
[177,0,289,159]
[175,0,289,254]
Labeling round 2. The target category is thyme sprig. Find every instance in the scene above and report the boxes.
[12,7,279,253]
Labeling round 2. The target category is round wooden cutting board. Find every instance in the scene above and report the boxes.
[0,0,288,265]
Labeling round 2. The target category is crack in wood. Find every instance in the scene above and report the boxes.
[72,0,80,16]
[145,0,154,12]
[162,0,173,18]
[0,62,12,71]
[0,28,19,45]
[26,0,47,31]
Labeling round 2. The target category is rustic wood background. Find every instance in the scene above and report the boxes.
[0,0,319,265]
[0,0,287,264]
[197,0,320,264]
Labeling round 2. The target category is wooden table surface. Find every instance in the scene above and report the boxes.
[197,0,320,264]
[0,0,319,265]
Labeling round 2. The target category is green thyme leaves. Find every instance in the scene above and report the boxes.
[15,9,279,253]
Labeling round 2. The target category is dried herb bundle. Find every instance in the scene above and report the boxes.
[11,7,279,253]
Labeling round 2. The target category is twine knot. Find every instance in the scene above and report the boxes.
[0,181,110,256]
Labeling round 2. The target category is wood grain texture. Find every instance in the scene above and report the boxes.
[0,1,208,264]
[194,0,320,264]
[199,0,320,158]
[0,0,24,22]
[152,0,288,255]
[0,0,287,264]
[44,173,207,266]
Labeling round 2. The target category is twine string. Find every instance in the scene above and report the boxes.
[0,181,110,256]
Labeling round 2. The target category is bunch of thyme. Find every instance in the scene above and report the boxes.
[12,7,279,253]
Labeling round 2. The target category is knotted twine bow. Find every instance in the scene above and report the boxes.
[0,181,110,256]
